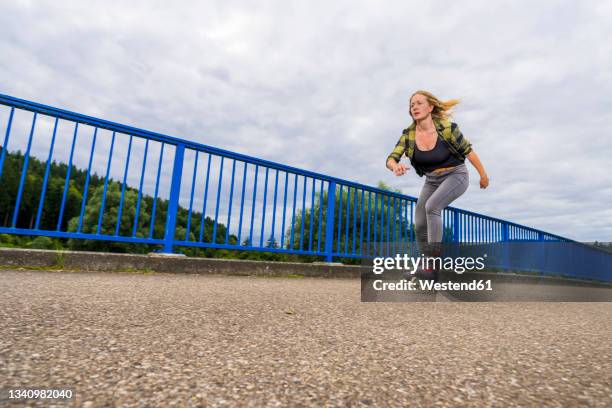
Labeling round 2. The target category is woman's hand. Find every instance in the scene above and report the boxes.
[467,151,489,189]
[387,159,408,176]
[479,174,489,189]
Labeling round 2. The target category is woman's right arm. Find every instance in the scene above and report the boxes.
[386,133,410,176]
[386,158,409,176]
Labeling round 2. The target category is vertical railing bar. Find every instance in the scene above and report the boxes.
[35,117,59,230]
[470,214,473,242]
[12,113,37,228]
[259,167,269,247]
[299,175,307,250]
[471,214,474,242]
[386,195,391,256]
[212,156,225,244]
[184,150,199,241]
[373,193,378,256]
[469,214,473,242]
[148,142,164,238]
[444,210,448,242]
[359,189,364,256]
[324,181,336,262]
[198,154,212,242]
[410,201,414,255]
[366,191,372,257]
[316,179,324,253]
[236,161,247,244]
[237,164,251,245]
[352,187,358,254]
[404,200,408,253]
[98,132,117,235]
[289,173,298,250]
[458,212,461,242]
[378,194,383,256]
[379,195,384,255]
[344,186,351,255]
[280,172,288,249]
[114,134,133,236]
[399,200,404,252]
[131,138,149,238]
[481,217,485,243]
[449,210,452,242]
[57,122,79,231]
[162,143,185,253]
[482,218,489,243]
[442,209,450,242]
[379,194,384,255]
[336,184,343,254]
[77,127,99,233]
[225,159,237,244]
[248,164,259,246]
[270,169,279,247]
[452,211,456,242]
[0,107,15,183]
[308,177,316,252]
[473,215,477,243]
[392,197,397,254]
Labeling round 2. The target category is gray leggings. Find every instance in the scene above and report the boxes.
[415,163,469,255]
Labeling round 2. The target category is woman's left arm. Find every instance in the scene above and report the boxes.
[466,150,489,189]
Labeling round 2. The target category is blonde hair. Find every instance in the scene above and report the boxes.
[410,90,460,121]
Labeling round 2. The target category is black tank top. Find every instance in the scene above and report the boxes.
[413,137,463,172]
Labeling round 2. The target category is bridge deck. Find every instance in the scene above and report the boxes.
[1,269,610,407]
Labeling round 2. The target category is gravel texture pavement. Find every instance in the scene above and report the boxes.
[0,269,611,407]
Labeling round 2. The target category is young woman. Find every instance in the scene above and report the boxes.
[386,90,489,280]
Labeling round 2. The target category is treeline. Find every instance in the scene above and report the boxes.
[0,147,421,263]
[0,147,255,259]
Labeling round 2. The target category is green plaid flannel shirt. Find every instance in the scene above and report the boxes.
[386,118,473,177]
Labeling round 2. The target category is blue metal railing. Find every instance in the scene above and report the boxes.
[1,93,609,282]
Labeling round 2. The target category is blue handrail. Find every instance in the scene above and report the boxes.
[1,92,608,282]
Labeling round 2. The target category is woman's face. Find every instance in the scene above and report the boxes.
[410,93,433,120]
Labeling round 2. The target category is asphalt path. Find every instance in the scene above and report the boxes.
[1,269,610,407]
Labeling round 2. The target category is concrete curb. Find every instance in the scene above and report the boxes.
[1,248,610,287]
[0,247,367,278]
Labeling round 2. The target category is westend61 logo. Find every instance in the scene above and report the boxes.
[372,254,487,275]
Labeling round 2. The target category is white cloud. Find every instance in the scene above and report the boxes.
[0,0,610,241]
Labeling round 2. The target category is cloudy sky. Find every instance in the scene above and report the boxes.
[1,0,611,241]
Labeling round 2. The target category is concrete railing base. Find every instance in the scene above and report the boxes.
[0,247,365,278]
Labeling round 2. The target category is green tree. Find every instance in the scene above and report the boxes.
[284,181,415,262]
